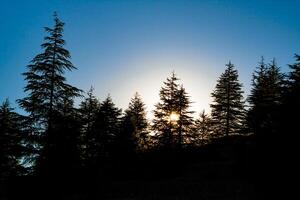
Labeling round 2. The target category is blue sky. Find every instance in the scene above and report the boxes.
[1,0,300,117]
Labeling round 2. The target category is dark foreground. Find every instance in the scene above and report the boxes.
[0,135,290,200]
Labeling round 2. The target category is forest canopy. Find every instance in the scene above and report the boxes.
[0,13,298,200]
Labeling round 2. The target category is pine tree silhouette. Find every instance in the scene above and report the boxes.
[17,12,82,175]
[79,87,101,166]
[0,99,26,178]
[281,54,300,140]
[119,92,149,154]
[194,110,212,145]
[90,95,122,162]
[152,72,194,151]
[247,58,283,137]
[176,85,194,149]
[210,62,245,137]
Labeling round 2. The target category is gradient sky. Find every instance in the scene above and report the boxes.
[1,0,300,118]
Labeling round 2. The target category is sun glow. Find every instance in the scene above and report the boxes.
[169,112,179,122]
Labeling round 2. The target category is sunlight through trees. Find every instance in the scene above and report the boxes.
[0,13,298,200]
[169,112,179,123]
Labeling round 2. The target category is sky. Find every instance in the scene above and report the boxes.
[1,0,300,119]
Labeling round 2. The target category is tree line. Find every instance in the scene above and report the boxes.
[1,14,299,179]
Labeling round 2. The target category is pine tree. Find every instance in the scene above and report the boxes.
[247,58,283,136]
[247,57,268,135]
[176,85,194,148]
[152,72,194,151]
[90,95,122,162]
[0,99,25,178]
[281,54,300,138]
[287,54,300,90]
[152,72,179,150]
[194,110,212,145]
[78,87,100,164]
[17,13,82,174]
[79,87,100,134]
[210,62,245,137]
[267,59,283,105]
[120,92,149,154]
[264,59,283,134]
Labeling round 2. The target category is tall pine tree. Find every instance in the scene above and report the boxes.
[247,57,268,136]
[152,72,194,151]
[247,58,283,137]
[119,92,149,154]
[281,54,300,140]
[89,95,122,162]
[17,13,82,175]
[78,87,100,165]
[176,85,194,148]
[210,62,245,137]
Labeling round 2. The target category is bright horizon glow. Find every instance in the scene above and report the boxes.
[1,0,299,119]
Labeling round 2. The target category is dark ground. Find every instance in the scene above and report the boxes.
[1,135,290,200]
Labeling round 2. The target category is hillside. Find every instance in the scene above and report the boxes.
[3,135,277,200]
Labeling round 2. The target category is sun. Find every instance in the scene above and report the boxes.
[169,112,179,122]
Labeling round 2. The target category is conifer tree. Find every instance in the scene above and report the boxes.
[247,58,283,136]
[0,99,25,178]
[79,87,100,135]
[17,13,82,174]
[152,72,194,150]
[78,87,100,164]
[90,95,122,161]
[210,62,245,137]
[287,55,300,91]
[247,57,267,135]
[281,54,300,138]
[267,59,283,104]
[176,85,194,148]
[194,110,212,145]
[152,72,179,150]
[119,92,148,153]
